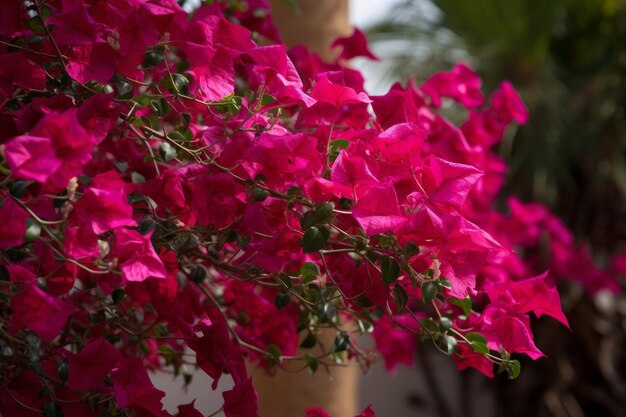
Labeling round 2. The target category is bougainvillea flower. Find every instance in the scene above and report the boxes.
[0,196,28,249]
[24,109,95,189]
[4,135,62,183]
[245,131,323,188]
[423,155,483,210]
[175,401,204,417]
[67,337,121,391]
[9,284,75,342]
[485,271,569,328]
[305,409,332,417]
[188,171,246,228]
[0,52,46,98]
[491,81,530,124]
[222,378,259,417]
[331,27,379,61]
[112,228,167,282]
[352,185,407,235]
[111,358,167,416]
[372,315,417,373]
[66,42,118,84]
[355,405,376,417]
[48,2,107,46]
[188,315,248,389]
[422,62,484,108]
[243,45,316,107]
[311,74,372,107]
[331,150,379,196]
[491,316,545,359]
[72,171,136,234]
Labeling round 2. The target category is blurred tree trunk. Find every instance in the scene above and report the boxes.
[248,329,359,417]
[269,0,350,60]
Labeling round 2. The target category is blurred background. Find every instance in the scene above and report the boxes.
[359,1,626,416]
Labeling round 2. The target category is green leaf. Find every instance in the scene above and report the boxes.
[275,292,291,309]
[466,332,489,353]
[355,294,374,307]
[328,139,350,162]
[300,332,317,348]
[39,386,52,399]
[237,234,251,248]
[165,73,190,92]
[252,187,269,202]
[300,262,320,284]
[377,234,393,249]
[470,341,489,354]
[0,265,9,282]
[9,180,29,198]
[301,226,326,253]
[42,402,58,417]
[338,197,354,210]
[286,186,303,197]
[381,256,400,284]
[320,303,337,323]
[281,0,301,14]
[180,112,192,127]
[322,287,337,303]
[159,142,176,161]
[299,211,317,230]
[23,218,41,243]
[305,354,318,374]
[137,219,155,235]
[36,277,46,291]
[113,161,129,174]
[115,80,133,99]
[276,272,293,290]
[402,242,419,258]
[167,131,188,142]
[142,48,165,68]
[150,98,170,116]
[131,172,146,183]
[332,331,350,353]
[418,318,440,333]
[450,296,472,316]
[499,358,522,379]
[112,288,125,304]
[314,201,335,224]
[304,286,321,304]
[356,318,373,334]
[439,278,452,289]
[39,6,52,20]
[189,265,206,284]
[442,334,457,355]
[56,359,69,382]
[438,317,452,331]
[466,332,487,345]
[26,18,46,34]
[393,285,408,312]
[507,359,521,379]
[266,344,282,366]
[421,281,438,304]
[260,94,276,106]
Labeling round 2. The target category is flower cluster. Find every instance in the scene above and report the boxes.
[0,1,613,416]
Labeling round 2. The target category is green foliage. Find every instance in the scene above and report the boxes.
[368,0,626,253]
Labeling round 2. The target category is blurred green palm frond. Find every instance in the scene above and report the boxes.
[368,0,626,254]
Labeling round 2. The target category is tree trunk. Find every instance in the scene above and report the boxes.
[269,0,351,60]
[248,329,359,417]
